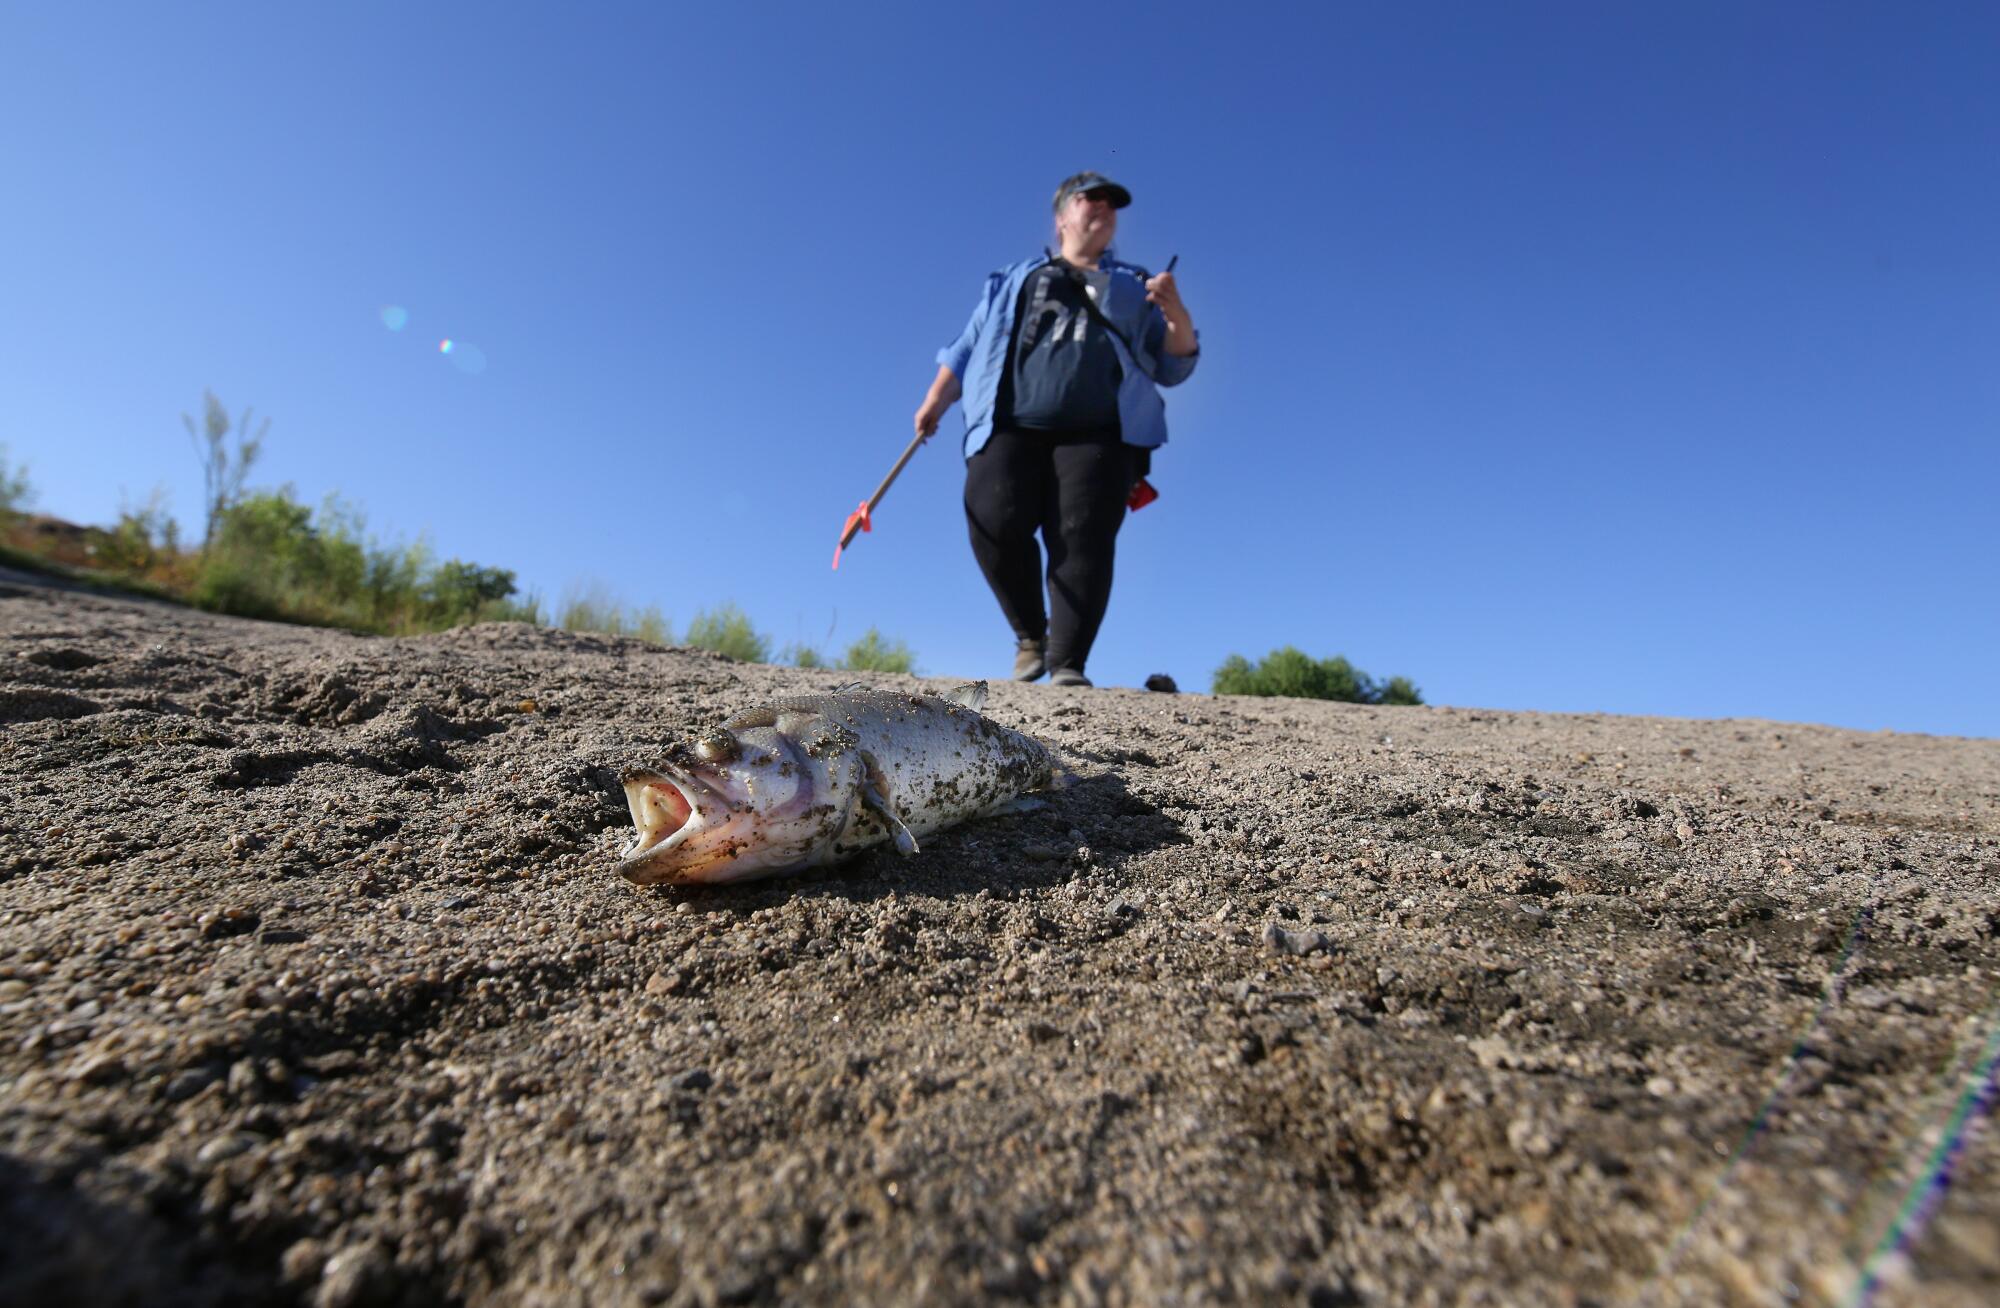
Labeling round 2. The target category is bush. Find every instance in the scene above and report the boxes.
[786,644,827,669]
[190,550,285,620]
[629,607,671,645]
[98,491,180,575]
[685,603,770,663]
[184,390,265,549]
[0,445,34,519]
[841,628,915,674]
[428,559,514,613]
[1,395,540,634]
[556,583,667,643]
[191,488,533,632]
[1213,646,1423,705]
[364,537,430,623]
[192,492,321,620]
[559,582,624,634]
[1377,676,1423,707]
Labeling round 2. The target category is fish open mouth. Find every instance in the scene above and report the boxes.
[620,771,699,864]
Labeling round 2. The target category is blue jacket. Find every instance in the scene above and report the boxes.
[936,252,1199,459]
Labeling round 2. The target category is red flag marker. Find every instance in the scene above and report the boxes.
[831,501,871,570]
[832,430,927,570]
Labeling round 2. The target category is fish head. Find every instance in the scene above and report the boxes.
[615,727,842,885]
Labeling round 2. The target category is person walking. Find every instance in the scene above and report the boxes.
[913,171,1200,687]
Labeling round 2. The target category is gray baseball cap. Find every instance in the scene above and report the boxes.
[1052,171,1132,212]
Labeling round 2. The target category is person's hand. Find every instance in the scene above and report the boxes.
[914,394,948,443]
[1147,270,1198,357]
[1145,269,1185,318]
[914,365,962,442]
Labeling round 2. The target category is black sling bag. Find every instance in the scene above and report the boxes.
[1043,252,1182,503]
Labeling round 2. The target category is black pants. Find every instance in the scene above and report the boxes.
[964,428,1132,674]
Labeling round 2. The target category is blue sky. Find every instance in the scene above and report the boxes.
[4,3,1995,737]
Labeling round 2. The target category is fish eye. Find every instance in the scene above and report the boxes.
[694,730,740,764]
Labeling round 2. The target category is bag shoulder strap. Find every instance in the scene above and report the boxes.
[1042,251,1163,385]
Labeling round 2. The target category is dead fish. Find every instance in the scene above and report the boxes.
[616,681,1053,885]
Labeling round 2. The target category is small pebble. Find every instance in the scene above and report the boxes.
[227,1060,263,1098]
[1263,922,1334,957]
[197,1132,259,1165]
[1507,1116,1556,1158]
[67,1052,127,1085]
[315,1241,391,1308]
[280,1239,326,1285]
[199,908,260,940]
[165,1068,219,1101]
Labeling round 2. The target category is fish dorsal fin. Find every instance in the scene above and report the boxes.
[831,680,869,694]
[943,680,988,712]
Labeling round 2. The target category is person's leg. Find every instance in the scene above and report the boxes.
[964,429,1053,652]
[1042,439,1132,676]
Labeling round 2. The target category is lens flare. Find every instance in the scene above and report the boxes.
[445,341,488,374]
[438,338,453,354]
[380,305,408,331]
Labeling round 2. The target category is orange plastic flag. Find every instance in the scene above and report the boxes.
[831,501,872,570]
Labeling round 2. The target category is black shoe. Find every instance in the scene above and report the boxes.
[1013,638,1047,682]
[1048,667,1092,688]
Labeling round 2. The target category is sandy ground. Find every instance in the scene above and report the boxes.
[2,578,1997,1307]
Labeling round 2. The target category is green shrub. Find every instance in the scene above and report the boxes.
[685,603,770,663]
[98,491,180,574]
[427,560,514,618]
[0,445,32,519]
[559,582,624,634]
[192,488,531,633]
[786,644,827,669]
[1213,646,1423,705]
[6,395,535,635]
[184,390,266,549]
[556,584,669,643]
[365,540,429,622]
[192,492,318,620]
[841,628,915,674]
[189,555,267,618]
[629,606,672,645]
[1377,676,1423,707]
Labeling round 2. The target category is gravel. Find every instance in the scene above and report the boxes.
[1,579,1997,1305]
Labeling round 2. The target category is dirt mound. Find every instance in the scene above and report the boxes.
[2,582,1996,1305]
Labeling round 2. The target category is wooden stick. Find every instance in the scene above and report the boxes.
[839,431,927,551]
